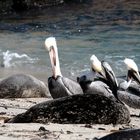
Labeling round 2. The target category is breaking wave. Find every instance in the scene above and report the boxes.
[1,50,39,68]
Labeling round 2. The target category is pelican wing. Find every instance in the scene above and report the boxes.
[102,61,118,87]
[48,77,70,98]
[62,77,83,95]
[88,81,112,97]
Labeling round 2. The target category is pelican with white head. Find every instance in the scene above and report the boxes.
[45,37,83,99]
[90,55,106,79]
[45,37,62,78]
[124,58,140,85]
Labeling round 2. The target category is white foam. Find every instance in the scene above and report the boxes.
[2,50,38,68]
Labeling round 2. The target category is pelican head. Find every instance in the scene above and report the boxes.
[45,37,57,52]
[124,58,138,72]
[124,58,140,84]
[45,37,62,78]
[90,55,106,79]
[90,55,102,73]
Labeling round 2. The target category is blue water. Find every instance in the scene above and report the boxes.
[0,5,140,82]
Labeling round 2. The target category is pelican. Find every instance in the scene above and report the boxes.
[78,55,121,103]
[116,58,140,109]
[78,55,140,109]
[91,57,140,109]
[45,37,83,99]
[7,51,130,124]
[119,58,140,94]
[0,73,49,98]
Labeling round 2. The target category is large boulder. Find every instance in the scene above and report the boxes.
[0,0,13,13]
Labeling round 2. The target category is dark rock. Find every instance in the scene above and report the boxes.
[64,0,92,3]
[84,124,93,128]
[93,138,99,140]
[98,128,106,130]
[66,130,73,134]
[12,0,28,11]
[0,112,6,115]
[0,0,64,13]
[0,0,13,13]
[39,126,47,131]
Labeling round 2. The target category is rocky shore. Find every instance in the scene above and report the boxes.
[0,0,89,13]
[0,0,140,14]
[0,0,63,13]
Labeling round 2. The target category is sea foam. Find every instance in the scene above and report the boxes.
[1,50,38,68]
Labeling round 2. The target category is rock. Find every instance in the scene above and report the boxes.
[0,0,64,13]
[0,0,13,13]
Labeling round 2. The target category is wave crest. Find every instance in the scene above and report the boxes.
[1,50,38,68]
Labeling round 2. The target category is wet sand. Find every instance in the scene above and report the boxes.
[0,97,139,140]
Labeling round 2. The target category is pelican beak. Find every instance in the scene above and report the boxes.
[124,58,140,85]
[45,37,62,79]
[90,55,106,79]
[49,46,56,67]
[45,37,57,78]
[98,68,106,79]
[49,46,56,78]
[127,70,140,85]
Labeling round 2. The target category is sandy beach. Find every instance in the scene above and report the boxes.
[0,1,140,139]
[0,97,139,140]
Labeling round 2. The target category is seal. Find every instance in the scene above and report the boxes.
[0,74,49,98]
[8,93,130,124]
[98,128,140,140]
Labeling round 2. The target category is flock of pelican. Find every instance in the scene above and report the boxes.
[0,37,140,138]
[45,37,140,109]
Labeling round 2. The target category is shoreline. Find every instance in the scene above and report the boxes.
[1,0,140,16]
[0,98,139,139]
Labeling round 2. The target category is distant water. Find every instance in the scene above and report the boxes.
[0,4,140,82]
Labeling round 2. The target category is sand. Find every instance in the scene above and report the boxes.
[0,98,139,140]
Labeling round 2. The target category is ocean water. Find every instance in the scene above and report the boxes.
[0,4,140,82]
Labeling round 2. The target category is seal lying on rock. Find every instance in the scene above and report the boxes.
[8,93,130,124]
[97,128,140,140]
